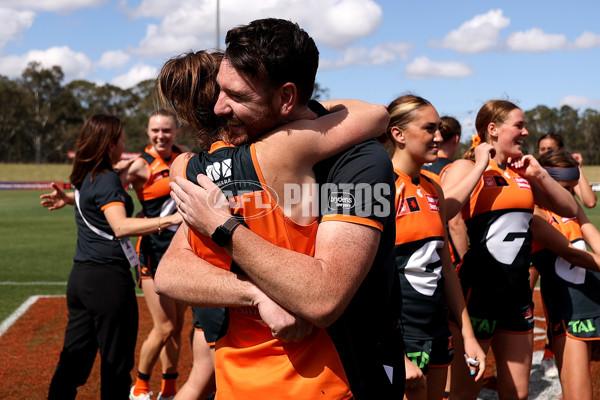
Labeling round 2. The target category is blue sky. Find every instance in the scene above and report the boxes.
[1,0,599,140]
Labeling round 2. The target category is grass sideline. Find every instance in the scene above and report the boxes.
[1,162,600,324]
[3,162,600,183]
[0,164,143,324]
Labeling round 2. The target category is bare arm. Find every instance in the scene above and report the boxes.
[159,154,314,341]
[441,144,494,220]
[576,203,600,254]
[170,174,380,328]
[234,220,379,328]
[258,100,389,167]
[572,157,596,208]
[123,157,150,190]
[441,240,485,381]
[103,203,181,238]
[155,225,258,307]
[436,184,485,380]
[447,213,468,261]
[571,153,596,208]
[155,227,313,342]
[113,158,136,187]
[510,155,578,218]
[531,208,600,271]
[441,160,475,262]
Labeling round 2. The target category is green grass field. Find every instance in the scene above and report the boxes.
[1,163,600,324]
[0,164,142,323]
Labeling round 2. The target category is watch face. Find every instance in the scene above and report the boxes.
[211,226,229,247]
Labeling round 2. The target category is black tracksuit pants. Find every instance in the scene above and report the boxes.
[48,261,138,400]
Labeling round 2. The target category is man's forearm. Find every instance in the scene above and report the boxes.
[155,226,315,340]
[225,221,379,327]
[154,227,256,308]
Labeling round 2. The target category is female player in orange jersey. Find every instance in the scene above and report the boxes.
[382,94,486,400]
[443,100,578,400]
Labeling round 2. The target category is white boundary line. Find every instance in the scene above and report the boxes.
[0,292,145,339]
[0,294,63,338]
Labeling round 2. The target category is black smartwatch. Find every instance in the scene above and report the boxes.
[211,215,243,247]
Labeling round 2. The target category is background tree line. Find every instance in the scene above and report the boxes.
[1,62,599,164]
[455,104,600,164]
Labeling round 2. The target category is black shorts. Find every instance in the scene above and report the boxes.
[550,315,600,341]
[134,261,153,288]
[134,234,172,287]
[465,300,534,341]
[192,307,226,345]
[134,243,161,288]
[404,333,454,375]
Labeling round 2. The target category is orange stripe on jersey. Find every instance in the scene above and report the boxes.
[135,235,142,254]
[321,214,384,231]
[208,141,235,153]
[100,201,124,211]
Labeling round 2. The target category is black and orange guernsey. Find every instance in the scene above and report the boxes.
[134,145,183,278]
[135,144,183,219]
[393,169,448,339]
[458,161,535,336]
[532,209,600,328]
[183,138,403,399]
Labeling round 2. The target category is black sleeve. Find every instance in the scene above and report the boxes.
[316,140,395,231]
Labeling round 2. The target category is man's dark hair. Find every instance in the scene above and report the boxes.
[224,18,319,104]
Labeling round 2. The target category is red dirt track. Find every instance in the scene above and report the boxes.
[0,296,194,399]
[1,290,600,399]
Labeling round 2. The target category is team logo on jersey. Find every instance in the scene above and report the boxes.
[486,211,531,265]
[398,196,420,216]
[483,175,509,188]
[513,176,531,190]
[151,169,169,183]
[206,159,232,182]
[425,194,439,212]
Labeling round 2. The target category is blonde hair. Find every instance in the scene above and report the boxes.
[381,94,433,156]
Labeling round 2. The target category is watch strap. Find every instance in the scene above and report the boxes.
[211,215,243,247]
